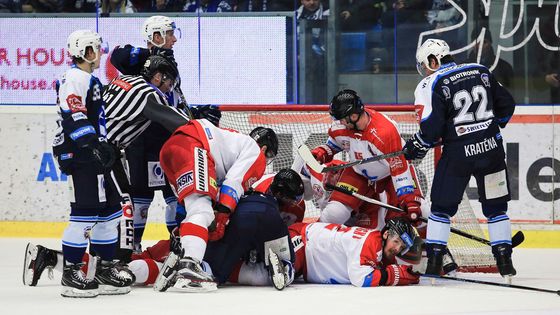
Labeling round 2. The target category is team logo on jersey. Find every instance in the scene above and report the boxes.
[481,73,490,87]
[148,161,165,187]
[442,86,451,100]
[66,94,85,113]
[312,183,324,199]
[443,78,450,85]
[176,171,194,194]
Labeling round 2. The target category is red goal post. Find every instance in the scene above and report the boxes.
[218,104,497,273]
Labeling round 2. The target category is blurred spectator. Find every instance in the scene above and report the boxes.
[296,0,328,20]
[425,0,465,50]
[233,0,266,11]
[152,0,181,11]
[62,0,98,12]
[29,0,63,12]
[268,0,295,11]
[537,13,560,103]
[0,0,23,12]
[340,0,383,32]
[184,0,232,12]
[101,0,136,13]
[466,27,514,88]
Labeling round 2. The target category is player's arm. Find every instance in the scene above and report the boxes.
[141,93,190,133]
[110,45,150,75]
[489,72,516,128]
[58,77,98,148]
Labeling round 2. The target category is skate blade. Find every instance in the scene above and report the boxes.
[268,248,286,290]
[61,287,99,298]
[23,242,38,286]
[98,284,131,295]
[172,278,217,293]
[503,275,513,285]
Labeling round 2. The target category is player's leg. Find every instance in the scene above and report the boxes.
[163,188,178,234]
[426,157,471,276]
[474,154,515,277]
[60,167,103,298]
[320,168,370,223]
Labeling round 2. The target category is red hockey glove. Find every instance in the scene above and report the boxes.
[311,145,335,164]
[399,193,423,223]
[208,205,231,241]
[385,265,420,286]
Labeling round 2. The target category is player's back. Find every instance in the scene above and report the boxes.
[416,63,503,149]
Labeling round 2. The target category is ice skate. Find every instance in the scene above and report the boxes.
[61,262,99,298]
[23,243,58,286]
[94,260,135,295]
[172,257,217,293]
[153,251,180,292]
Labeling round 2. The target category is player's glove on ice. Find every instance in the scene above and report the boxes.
[208,204,231,241]
[385,265,420,286]
[90,141,119,171]
[403,133,430,160]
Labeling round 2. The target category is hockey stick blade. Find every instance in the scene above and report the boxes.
[297,144,324,173]
[325,184,524,248]
[422,274,560,295]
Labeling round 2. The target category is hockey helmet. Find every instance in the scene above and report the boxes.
[329,89,364,121]
[141,55,179,86]
[142,16,178,48]
[416,38,450,76]
[250,127,279,159]
[382,218,419,255]
[67,30,107,64]
[270,169,304,205]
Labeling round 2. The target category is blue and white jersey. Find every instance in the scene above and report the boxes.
[414,62,515,157]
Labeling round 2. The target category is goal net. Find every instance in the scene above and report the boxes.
[219,104,497,273]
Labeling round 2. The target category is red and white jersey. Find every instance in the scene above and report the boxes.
[326,108,416,198]
[291,222,391,287]
[188,119,266,209]
[252,174,305,225]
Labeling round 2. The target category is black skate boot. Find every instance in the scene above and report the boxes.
[61,262,99,298]
[425,244,447,276]
[173,257,217,292]
[492,244,516,277]
[94,260,135,295]
[23,243,58,286]
[442,248,458,275]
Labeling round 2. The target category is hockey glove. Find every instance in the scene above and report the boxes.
[150,47,176,65]
[385,265,420,286]
[208,204,231,241]
[398,193,423,223]
[403,133,430,160]
[311,145,335,164]
[90,141,119,171]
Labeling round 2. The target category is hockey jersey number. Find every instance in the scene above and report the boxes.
[453,85,493,125]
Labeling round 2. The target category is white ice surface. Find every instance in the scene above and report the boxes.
[2,238,560,315]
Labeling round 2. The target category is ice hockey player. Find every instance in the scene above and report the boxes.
[49,29,134,298]
[156,123,279,292]
[308,89,429,229]
[402,38,517,279]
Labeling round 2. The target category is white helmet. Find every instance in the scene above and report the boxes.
[67,30,104,64]
[416,38,450,76]
[142,16,177,48]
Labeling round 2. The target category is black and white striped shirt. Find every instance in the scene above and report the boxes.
[103,75,190,149]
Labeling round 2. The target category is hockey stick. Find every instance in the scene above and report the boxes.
[422,274,560,295]
[297,144,404,173]
[325,183,525,248]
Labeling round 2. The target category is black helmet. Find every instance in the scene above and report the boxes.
[270,169,304,204]
[141,55,179,83]
[329,89,364,120]
[382,218,418,254]
[249,127,278,159]
[191,104,222,127]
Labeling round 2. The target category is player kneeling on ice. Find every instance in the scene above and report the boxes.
[289,218,422,287]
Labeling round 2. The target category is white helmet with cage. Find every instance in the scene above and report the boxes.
[142,15,177,48]
[416,38,450,76]
[67,29,104,64]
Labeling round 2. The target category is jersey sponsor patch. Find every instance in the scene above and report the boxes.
[194,147,208,192]
[70,125,96,140]
[71,112,88,121]
[176,171,194,194]
[66,94,86,113]
[455,120,492,136]
[112,79,133,91]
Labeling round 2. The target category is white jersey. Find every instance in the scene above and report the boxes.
[302,222,384,287]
